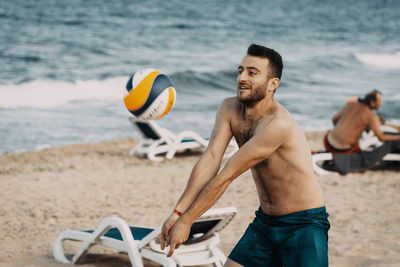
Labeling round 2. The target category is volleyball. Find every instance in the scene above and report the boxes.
[124,68,176,120]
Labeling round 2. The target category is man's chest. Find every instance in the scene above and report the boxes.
[231,120,257,147]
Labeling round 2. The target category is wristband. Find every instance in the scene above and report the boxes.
[173,209,183,217]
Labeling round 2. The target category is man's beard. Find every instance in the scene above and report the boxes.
[237,86,266,106]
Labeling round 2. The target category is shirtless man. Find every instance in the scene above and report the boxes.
[326,90,400,174]
[160,44,330,266]
[327,90,400,150]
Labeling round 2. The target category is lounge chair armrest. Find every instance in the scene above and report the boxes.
[175,130,209,146]
[312,153,335,176]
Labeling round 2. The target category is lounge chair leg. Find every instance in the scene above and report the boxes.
[148,152,164,162]
[166,148,177,160]
[141,249,177,267]
[129,147,136,156]
[70,217,144,267]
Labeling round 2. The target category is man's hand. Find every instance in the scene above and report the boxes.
[166,219,191,257]
[160,212,180,251]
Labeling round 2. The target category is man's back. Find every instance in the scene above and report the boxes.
[329,102,373,149]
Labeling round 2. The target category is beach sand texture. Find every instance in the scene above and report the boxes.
[1,132,400,266]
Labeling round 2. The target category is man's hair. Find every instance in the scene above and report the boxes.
[247,44,283,80]
[358,89,382,107]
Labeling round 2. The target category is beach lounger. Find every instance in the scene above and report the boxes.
[129,117,238,161]
[312,151,400,175]
[313,128,400,175]
[53,206,237,267]
[129,117,208,161]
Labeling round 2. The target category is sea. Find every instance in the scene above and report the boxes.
[1,0,399,154]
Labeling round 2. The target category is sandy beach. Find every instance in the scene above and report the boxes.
[1,131,400,267]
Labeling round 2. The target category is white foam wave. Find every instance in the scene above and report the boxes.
[0,77,128,108]
[355,52,400,69]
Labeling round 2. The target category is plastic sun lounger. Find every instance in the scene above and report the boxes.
[312,151,400,175]
[129,117,209,162]
[313,128,400,175]
[54,207,237,267]
[129,117,238,162]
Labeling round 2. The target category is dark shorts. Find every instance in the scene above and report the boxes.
[228,207,330,267]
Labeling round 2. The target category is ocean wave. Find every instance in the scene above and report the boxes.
[171,70,236,93]
[2,53,41,63]
[166,23,196,30]
[355,52,400,69]
[0,77,127,108]
[0,69,236,109]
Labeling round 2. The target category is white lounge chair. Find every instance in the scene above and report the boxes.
[129,117,238,162]
[313,127,400,175]
[54,206,237,267]
[312,152,400,175]
[129,117,209,162]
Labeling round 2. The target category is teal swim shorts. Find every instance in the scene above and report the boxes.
[228,206,330,267]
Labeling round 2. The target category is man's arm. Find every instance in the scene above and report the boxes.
[370,114,400,141]
[165,118,289,256]
[160,98,234,250]
[384,123,400,132]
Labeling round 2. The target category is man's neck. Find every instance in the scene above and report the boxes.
[241,97,276,122]
[358,99,373,110]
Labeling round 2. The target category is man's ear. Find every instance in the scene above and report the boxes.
[268,78,280,92]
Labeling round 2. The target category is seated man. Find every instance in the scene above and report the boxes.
[325,90,400,175]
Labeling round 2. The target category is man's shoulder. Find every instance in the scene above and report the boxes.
[258,108,296,134]
[221,97,238,106]
[355,103,376,120]
[269,104,296,126]
[351,102,372,113]
[219,97,240,112]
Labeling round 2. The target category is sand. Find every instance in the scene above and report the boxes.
[1,131,400,266]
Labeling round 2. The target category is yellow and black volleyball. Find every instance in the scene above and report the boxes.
[124,68,176,120]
